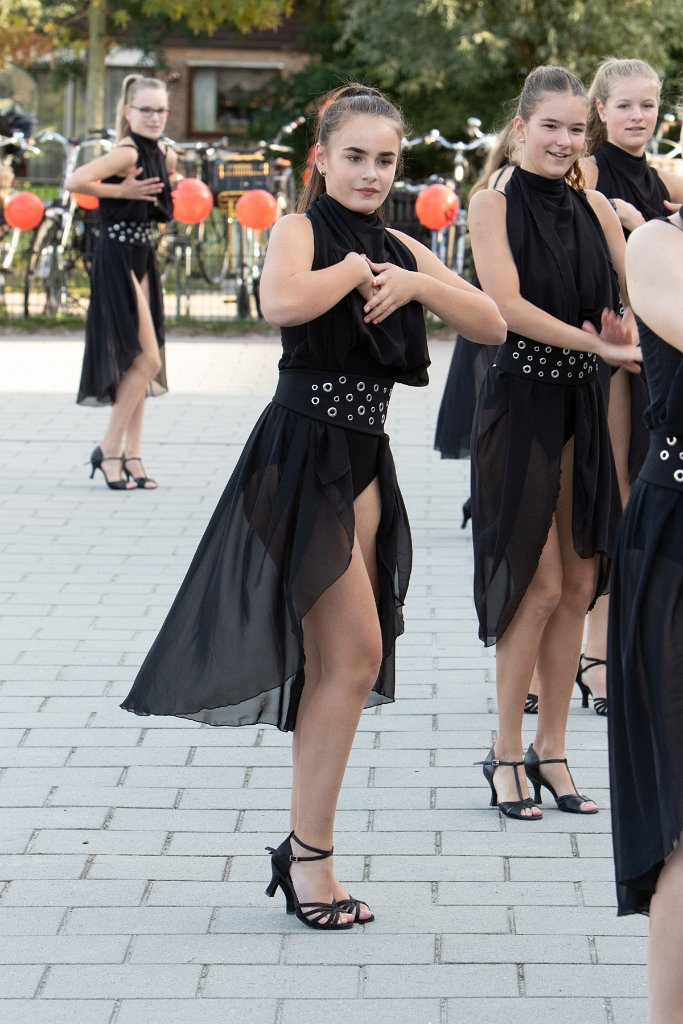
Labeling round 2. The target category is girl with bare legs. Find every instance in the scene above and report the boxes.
[66,74,177,490]
[608,198,683,1024]
[467,66,641,820]
[121,84,505,928]
[573,57,683,713]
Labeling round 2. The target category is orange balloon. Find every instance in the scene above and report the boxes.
[72,192,99,210]
[4,190,44,230]
[235,189,278,230]
[415,183,459,230]
[172,178,213,224]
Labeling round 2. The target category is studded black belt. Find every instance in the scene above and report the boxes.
[105,220,155,246]
[273,370,393,436]
[639,431,683,492]
[493,337,598,385]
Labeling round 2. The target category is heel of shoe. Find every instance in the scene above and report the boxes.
[461,497,472,529]
[531,780,543,804]
[576,678,591,708]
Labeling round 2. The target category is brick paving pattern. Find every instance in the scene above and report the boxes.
[0,331,647,1023]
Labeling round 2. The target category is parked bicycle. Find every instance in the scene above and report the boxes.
[23,129,113,316]
[0,130,40,309]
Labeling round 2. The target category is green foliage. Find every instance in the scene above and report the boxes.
[343,0,683,134]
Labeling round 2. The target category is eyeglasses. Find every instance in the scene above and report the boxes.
[130,106,170,118]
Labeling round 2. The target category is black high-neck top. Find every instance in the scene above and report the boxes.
[505,167,620,331]
[595,140,670,228]
[279,193,429,384]
[99,131,173,226]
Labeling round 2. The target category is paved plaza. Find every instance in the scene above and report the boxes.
[0,329,647,1023]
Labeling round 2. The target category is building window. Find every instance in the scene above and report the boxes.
[190,66,280,137]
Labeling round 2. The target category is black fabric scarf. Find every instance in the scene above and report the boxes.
[595,141,670,225]
[505,168,620,331]
[306,193,429,380]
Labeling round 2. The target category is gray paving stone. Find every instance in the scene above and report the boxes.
[610,998,649,1023]
[0,855,88,880]
[441,933,590,964]
[594,936,649,964]
[285,933,435,965]
[525,963,647,997]
[30,830,168,855]
[0,908,66,936]
[41,963,203,998]
[281,1000,442,1024]
[0,935,128,964]
[363,963,518,997]
[0,1001,115,1024]
[129,932,281,963]
[202,964,360,998]
[63,906,213,935]
[513,906,647,937]
[0,829,31,853]
[116,1000,278,1024]
[2,879,147,906]
[446,999,609,1024]
[0,964,43,997]
[89,854,228,881]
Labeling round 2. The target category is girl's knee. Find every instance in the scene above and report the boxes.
[526,578,562,623]
[560,576,597,617]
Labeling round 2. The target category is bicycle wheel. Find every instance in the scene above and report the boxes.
[195,209,230,284]
[24,218,67,317]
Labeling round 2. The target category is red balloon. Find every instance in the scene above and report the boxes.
[235,189,278,230]
[4,190,44,231]
[172,178,213,224]
[72,191,99,210]
[415,183,459,230]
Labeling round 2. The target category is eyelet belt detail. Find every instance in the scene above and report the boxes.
[639,431,683,492]
[105,220,155,246]
[493,337,598,385]
[273,370,393,436]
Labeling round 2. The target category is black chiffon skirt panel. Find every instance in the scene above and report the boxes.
[121,402,411,731]
[608,478,683,915]
[471,368,620,646]
[77,239,167,406]
[434,336,497,459]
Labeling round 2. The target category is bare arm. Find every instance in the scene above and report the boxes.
[64,142,164,203]
[259,214,374,327]
[467,188,641,369]
[361,228,506,345]
[626,217,683,353]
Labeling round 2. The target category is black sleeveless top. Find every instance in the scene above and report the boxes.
[595,141,670,228]
[279,193,430,384]
[505,168,620,331]
[99,131,173,227]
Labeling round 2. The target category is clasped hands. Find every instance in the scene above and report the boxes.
[353,254,414,324]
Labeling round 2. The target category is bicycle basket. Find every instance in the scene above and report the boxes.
[206,154,273,196]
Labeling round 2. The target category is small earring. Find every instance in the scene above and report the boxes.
[519,137,525,144]
[320,169,326,177]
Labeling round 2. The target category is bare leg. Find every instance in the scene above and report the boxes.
[288,479,382,921]
[581,369,632,702]
[492,521,563,817]
[533,441,598,811]
[121,275,158,488]
[648,835,683,1024]
[98,273,161,481]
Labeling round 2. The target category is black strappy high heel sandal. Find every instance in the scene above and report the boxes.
[123,456,157,490]
[475,747,542,820]
[523,744,598,814]
[88,446,133,491]
[575,654,608,716]
[265,832,353,930]
[524,692,539,714]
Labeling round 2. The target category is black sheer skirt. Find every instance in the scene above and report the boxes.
[608,477,683,915]
[77,239,167,406]
[121,402,411,731]
[471,366,620,646]
[434,336,496,459]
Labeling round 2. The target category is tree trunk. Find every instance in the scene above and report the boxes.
[84,0,107,134]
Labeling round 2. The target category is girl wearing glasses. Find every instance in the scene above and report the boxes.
[65,74,176,490]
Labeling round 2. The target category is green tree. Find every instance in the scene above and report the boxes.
[0,0,294,128]
[342,0,683,137]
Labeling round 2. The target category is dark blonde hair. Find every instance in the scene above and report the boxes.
[297,83,407,213]
[586,57,662,154]
[513,65,588,190]
[116,74,168,141]
[468,122,517,201]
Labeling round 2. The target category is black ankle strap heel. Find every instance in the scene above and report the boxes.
[264,832,353,930]
[475,747,541,820]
